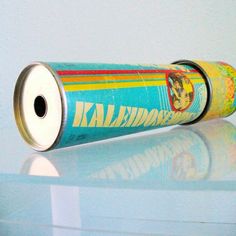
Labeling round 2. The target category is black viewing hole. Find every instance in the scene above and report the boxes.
[34,96,47,118]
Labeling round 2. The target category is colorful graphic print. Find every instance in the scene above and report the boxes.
[47,63,207,149]
[167,72,194,112]
[217,62,236,116]
[192,60,236,120]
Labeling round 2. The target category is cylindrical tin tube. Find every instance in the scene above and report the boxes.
[22,119,236,183]
[174,60,236,121]
[14,61,236,151]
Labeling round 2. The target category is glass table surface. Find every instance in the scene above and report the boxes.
[0,114,236,236]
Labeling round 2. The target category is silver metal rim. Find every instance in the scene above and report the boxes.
[13,62,67,151]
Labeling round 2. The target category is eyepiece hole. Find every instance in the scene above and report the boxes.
[34,96,47,118]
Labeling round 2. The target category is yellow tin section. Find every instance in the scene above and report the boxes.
[193,61,236,120]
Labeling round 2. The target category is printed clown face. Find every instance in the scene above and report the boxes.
[167,72,194,112]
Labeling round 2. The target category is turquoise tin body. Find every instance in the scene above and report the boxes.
[47,63,208,149]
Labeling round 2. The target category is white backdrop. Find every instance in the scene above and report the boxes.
[1,0,236,126]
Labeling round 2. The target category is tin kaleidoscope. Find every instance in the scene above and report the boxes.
[14,60,236,151]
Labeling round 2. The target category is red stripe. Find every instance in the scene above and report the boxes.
[57,69,197,76]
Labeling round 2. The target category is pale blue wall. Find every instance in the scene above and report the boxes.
[0,0,236,168]
[1,0,236,125]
